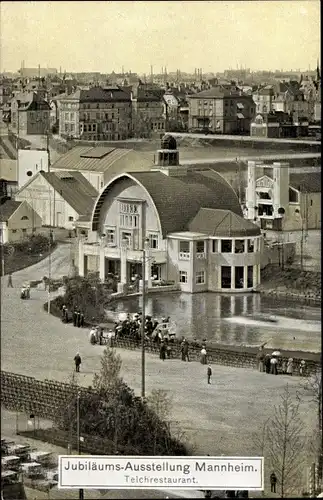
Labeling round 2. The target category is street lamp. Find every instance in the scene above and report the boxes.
[76,392,84,500]
[141,237,150,399]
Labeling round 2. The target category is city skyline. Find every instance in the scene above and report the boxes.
[0,1,320,74]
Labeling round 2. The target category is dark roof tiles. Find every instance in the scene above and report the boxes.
[289,172,321,193]
[0,200,22,222]
[189,208,261,237]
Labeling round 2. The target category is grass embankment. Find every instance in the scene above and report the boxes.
[1,234,57,277]
[260,265,321,301]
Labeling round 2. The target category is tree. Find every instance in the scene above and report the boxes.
[55,348,189,456]
[266,384,306,498]
[132,111,153,139]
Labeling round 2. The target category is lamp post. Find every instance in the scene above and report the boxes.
[141,238,150,399]
[76,392,84,500]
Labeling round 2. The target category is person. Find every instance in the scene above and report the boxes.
[64,307,69,323]
[74,353,81,373]
[299,360,306,376]
[286,357,293,375]
[159,341,166,361]
[256,347,265,372]
[73,308,78,327]
[80,312,84,328]
[281,359,287,374]
[270,355,278,375]
[264,354,271,374]
[7,273,13,288]
[270,471,277,493]
[183,340,189,362]
[207,364,212,384]
[77,310,81,328]
[61,305,67,322]
[200,347,207,365]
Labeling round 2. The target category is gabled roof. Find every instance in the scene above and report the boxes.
[0,200,22,222]
[289,172,321,193]
[188,208,261,237]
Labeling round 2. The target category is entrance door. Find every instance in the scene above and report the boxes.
[56,212,63,227]
[151,264,161,281]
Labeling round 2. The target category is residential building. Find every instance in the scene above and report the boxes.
[245,161,321,232]
[0,199,42,243]
[131,83,165,137]
[250,111,308,138]
[10,92,50,136]
[78,135,262,293]
[58,86,132,141]
[0,159,18,198]
[252,85,275,115]
[188,88,255,134]
[15,170,98,229]
[17,149,49,189]
[51,146,154,191]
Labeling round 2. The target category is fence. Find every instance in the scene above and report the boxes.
[0,371,90,421]
[110,337,319,376]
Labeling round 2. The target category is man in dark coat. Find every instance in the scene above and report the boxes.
[183,340,189,361]
[270,472,277,493]
[73,308,78,327]
[64,308,69,323]
[264,354,271,374]
[7,273,13,287]
[207,365,212,384]
[74,353,81,373]
[77,310,81,328]
[80,312,84,328]
[159,341,166,361]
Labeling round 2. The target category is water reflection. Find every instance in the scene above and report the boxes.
[109,293,321,352]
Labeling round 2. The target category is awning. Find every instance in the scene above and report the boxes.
[237,113,244,119]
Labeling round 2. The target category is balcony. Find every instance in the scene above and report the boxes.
[196,252,206,260]
[179,252,190,260]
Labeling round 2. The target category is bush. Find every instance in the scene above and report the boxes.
[55,348,189,456]
[4,234,56,256]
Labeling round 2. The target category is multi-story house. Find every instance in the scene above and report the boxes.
[131,83,165,137]
[10,92,50,136]
[188,88,255,134]
[252,85,275,115]
[58,86,132,141]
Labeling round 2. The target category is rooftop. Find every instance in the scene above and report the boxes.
[51,146,153,174]
[188,208,261,237]
[0,160,17,182]
[289,172,321,193]
[0,200,22,222]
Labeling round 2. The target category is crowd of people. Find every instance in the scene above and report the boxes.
[61,305,85,328]
[113,313,172,342]
[256,347,307,376]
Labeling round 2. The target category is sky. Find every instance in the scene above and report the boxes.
[0,1,320,74]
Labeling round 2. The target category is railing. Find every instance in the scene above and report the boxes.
[196,252,206,259]
[179,252,190,260]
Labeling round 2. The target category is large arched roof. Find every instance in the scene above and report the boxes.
[92,169,242,237]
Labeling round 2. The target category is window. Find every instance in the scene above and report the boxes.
[235,240,245,253]
[289,188,298,203]
[83,124,87,132]
[247,266,253,288]
[195,270,205,284]
[65,112,69,120]
[70,112,75,121]
[247,239,254,253]
[221,240,232,252]
[179,241,190,253]
[70,123,75,133]
[310,199,313,206]
[64,124,69,133]
[119,214,138,228]
[235,266,244,289]
[12,229,17,233]
[211,239,218,252]
[179,271,188,283]
[22,228,27,233]
[68,216,74,221]
[148,233,158,249]
[106,228,116,246]
[88,124,92,132]
[121,231,132,248]
[112,113,114,119]
[221,266,231,288]
[21,216,29,220]
[92,124,97,132]
[196,241,205,253]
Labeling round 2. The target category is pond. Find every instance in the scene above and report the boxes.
[108,292,321,353]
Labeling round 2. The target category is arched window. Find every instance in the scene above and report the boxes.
[21,216,29,220]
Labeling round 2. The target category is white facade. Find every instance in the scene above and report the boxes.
[15,173,79,229]
[78,174,262,293]
[17,149,49,189]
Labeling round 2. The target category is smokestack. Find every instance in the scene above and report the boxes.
[150,65,153,83]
